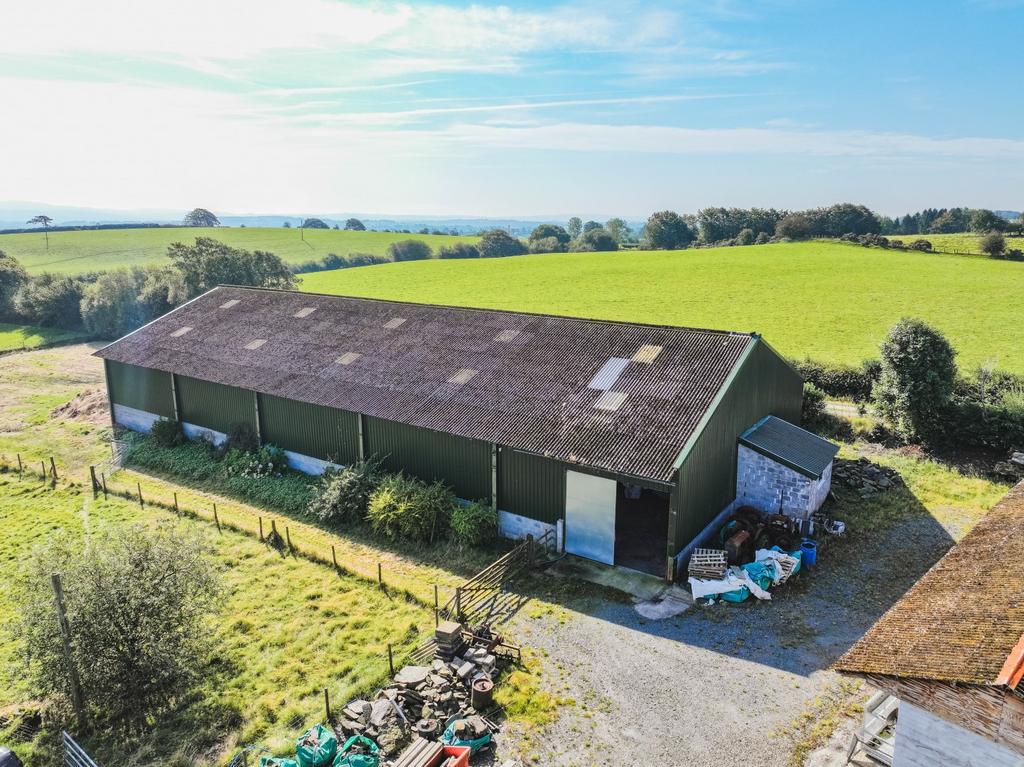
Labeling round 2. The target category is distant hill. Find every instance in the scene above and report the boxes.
[996,210,1021,221]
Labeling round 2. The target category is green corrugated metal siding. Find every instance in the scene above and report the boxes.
[258,394,360,464]
[365,416,491,500]
[497,448,565,524]
[671,338,803,551]
[176,375,256,435]
[105,360,175,418]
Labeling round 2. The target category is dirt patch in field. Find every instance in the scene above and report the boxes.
[50,387,108,425]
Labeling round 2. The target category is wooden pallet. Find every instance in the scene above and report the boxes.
[688,548,728,580]
[392,737,444,767]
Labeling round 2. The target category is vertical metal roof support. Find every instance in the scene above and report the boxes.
[666,476,680,581]
[103,359,116,429]
[357,413,366,462]
[170,372,180,422]
[253,391,262,443]
[491,443,498,510]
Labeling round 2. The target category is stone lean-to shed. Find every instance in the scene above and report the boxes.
[736,415,839,525]
[95,285,804,580]
[834,480,1024,767]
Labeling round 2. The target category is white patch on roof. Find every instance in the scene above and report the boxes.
[293,307,317,318]
[383,317,406,329]
[632,344,663,364]
[170,326,192,337]
[494,328,521,343]
[594,391,628,411]
[336,352,361,365]
[587,357,630,390]
[448,368,478,385]
[220,299,240,309]
[244,339,267,350]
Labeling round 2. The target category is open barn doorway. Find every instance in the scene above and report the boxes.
[614,483,670,577]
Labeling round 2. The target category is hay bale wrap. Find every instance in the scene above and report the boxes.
[295,723,338,767]
[332,735,380,767]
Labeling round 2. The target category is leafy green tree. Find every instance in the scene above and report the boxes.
[437,243,480,259]
[582,220,602,233]
[970,209,1005,233]
[0,250,28,315]
[182,208,219,227]
[477,230,528,258]
[528,224,570,245]
[14,274,87,329]
[27,214,54,250]
[775,213,811,239]
[387,239,432,261]
[167,237,295,298]
[873,318,957,441]
[529,236,566,254]
[13,522,222,730]
[980,231,1006,257]
[80,268,153,338]
[301,218,329,229]
[283,221,291,228]
[641,211,695,250]
[344,218,366,231]
[736,228,755,246]
[566,217,582,239]
[605,218,631,243]
[570,227,618,252]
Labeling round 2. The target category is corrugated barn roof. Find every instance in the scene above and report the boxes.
[96,286,756,482]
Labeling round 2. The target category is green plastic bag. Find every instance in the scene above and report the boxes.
[296,724,338,767]
[259,757,298,767]
[332,735,380,767]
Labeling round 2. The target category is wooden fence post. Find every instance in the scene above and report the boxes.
[324,688,331,722]
[434,585,439,626]
[213,503,221,533]
[101,473,108,499]
[137,482,144,508]
[259,517,264,541]
[41,461,46,481]
[89,466,98,499]
[455,587,462,619]
[17,453,23,474]
[331,545,338,570]
[50,573,86,730]
[50,457,57,481]
[173,492,179,514]
[377,562,383,589]
[387,644,394,677]
[285,526,292,552]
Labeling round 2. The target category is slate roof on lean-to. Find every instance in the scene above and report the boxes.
[835,480,1024,688]
[95,286,756,482]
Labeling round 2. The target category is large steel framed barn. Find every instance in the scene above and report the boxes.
[96,286,803,580]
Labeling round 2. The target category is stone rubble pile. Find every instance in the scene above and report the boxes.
[832,458,897,497]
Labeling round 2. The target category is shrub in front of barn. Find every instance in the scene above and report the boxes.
[308,459,381,524]
[367,473,454,543]
[450,500,499,547]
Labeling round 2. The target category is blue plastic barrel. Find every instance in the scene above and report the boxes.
[801,539,817,567]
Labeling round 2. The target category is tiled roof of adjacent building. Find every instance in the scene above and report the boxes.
[739,415,839,479]
[95,286,760,482]
[835,480,1024,688]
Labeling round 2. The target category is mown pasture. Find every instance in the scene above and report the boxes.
[0,227,477,275]
[299,240,1024,374]
[888,232,1024,254]
[0,322,86,352]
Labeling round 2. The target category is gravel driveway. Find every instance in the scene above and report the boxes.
[495,479,962,767]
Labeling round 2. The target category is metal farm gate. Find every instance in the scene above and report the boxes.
[63,731,100,767]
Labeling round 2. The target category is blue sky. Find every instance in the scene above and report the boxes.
[1,0,1022,217]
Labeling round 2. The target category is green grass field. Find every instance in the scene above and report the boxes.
[0,322,86,352]
[0,473,431,765]
[888,232,1024,254]
[0,227,478,275]
[299,240,1024,374]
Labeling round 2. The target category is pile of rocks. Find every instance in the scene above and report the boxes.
[993,452,1024,480]
[832,458,898,497]
[338,697,409,756]
[336,624,506,759]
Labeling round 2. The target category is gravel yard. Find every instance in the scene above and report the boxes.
[496,460,999,767]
